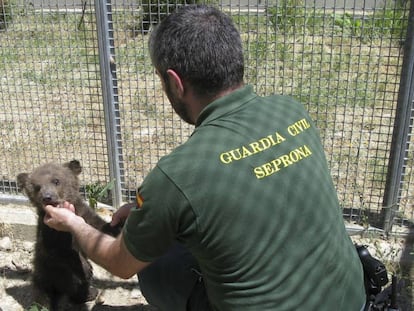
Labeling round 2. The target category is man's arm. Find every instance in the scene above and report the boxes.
[43,202,150,279]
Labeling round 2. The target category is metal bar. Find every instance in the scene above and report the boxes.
[94,0,125,208]
[382,0,414,233]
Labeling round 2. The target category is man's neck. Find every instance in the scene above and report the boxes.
[189,83,245,124]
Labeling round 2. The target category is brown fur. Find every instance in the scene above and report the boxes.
[17,160,120,310]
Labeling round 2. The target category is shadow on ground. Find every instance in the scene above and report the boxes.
[2,268,157,311]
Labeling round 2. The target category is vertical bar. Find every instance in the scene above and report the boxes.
[382,0,414,233]
[94,0,125,208]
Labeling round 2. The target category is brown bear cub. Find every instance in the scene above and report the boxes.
[17,160,120,311]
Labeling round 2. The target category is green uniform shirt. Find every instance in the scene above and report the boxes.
[124,85,365,310]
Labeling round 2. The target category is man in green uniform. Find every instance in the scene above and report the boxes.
[42,5,366,310]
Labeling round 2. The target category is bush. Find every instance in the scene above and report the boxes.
[139,0,218,33]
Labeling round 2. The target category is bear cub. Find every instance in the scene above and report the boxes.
[17,160,120,310]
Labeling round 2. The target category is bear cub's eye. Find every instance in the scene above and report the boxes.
[33,185,41,192]
[52,179,60,186]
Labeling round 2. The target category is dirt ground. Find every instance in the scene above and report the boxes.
[1,223,414,310]
[0,237,159,311]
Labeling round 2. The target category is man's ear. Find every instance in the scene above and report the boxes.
[166,69,184,97]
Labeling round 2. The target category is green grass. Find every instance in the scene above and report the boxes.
[265,0,409,39]
[0,3,410,220]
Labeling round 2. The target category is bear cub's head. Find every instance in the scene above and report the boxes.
[17,160,82,214]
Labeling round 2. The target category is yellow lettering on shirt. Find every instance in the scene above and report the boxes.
[219,118,313,172]
[287,118,311,136]
[254,145,312,179]
[219,132,286,164]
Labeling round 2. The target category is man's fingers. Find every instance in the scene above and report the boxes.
[43,202,74,216]
[42,204,76,232]
[61,201,75,213]
[43,205,54,226]
[43,204,54,214]
[111,213,121,226]
[111,202,134,226]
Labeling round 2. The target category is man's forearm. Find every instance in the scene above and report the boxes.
[43,203,150,279]
[70,220,149,279]
[70,219,117,272]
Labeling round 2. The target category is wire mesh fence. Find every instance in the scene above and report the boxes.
[0,0,109,190]
[0,0,413,232]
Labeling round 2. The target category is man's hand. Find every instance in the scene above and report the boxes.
[43,201,85,232]
[111,202,135,227]
[43,201,149,278]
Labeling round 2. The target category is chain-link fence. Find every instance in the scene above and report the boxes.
[0,0,413,233]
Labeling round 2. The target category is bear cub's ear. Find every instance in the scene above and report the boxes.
[16,173,29,191]
[64,160,82,176]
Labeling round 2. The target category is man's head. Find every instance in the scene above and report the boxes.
[149,5,244,123]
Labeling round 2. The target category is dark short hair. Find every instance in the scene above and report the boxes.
[149,5,244,98]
